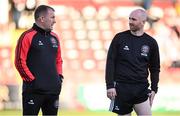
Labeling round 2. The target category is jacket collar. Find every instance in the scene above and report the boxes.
[32,23,51,35]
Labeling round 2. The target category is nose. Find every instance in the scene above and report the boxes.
[129,19,133,24]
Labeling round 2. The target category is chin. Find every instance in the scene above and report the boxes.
[50,27,54,30]
[130,28,137,31]
[45,28,52,31]
[130,27,134,30]
[130,29,135,31]
[48,28,53,31]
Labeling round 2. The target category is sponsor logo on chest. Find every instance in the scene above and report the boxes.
[50,37,58,48]
[141,45,149,56]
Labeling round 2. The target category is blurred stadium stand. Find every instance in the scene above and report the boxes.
[0,0,180,111]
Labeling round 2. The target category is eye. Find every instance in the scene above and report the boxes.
[129,17,136,21]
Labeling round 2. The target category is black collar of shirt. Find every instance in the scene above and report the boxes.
[32,23,51,35]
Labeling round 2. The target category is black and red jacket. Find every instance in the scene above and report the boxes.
[15,23,63,95]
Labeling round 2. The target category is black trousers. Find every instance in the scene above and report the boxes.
[23,92,59,116]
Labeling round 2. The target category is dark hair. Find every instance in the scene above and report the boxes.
[34,5,55,20]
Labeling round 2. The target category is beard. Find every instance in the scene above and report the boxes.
[129,24,140,32]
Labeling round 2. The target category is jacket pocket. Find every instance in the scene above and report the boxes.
[23,80,36,93]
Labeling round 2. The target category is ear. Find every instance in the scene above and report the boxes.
[39,16,44,22]
[143,21,145,24]
[142,20,146,25]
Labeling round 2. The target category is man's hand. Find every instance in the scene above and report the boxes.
[107,88,117,100]
[149,91,155,107]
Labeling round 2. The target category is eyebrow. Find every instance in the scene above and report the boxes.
[129,17,137,20]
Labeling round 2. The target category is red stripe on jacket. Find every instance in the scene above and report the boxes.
[15,29,36,82]
[51,32,63,75]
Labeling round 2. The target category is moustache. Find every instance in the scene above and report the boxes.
[129,23,134,26]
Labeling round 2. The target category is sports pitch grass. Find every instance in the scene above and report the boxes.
[0,110,180,116]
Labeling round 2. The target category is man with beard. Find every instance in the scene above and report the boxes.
[105,9,160,116]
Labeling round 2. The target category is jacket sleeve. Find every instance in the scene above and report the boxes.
[105,34,118,89]
[56,43,63,75]
[149,40,160,93]
[14,31,35,82]
[51,32,63,75]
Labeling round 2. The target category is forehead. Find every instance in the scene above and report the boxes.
[47,9,55,14]
[129,11,140,19]
[45,9,55,16]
